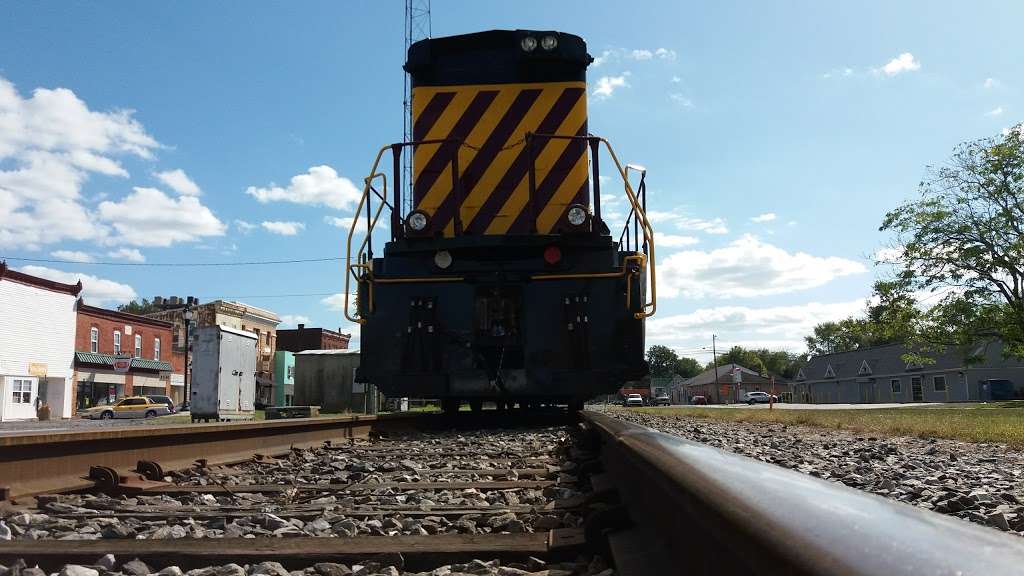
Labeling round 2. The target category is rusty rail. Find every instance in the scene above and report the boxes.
[0,413,422,499]
[580,410,1024,575]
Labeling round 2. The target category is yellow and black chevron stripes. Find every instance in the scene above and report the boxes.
[411,81,589,235]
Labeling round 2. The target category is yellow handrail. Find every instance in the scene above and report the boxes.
[343,138,657,323]
[343,145,391,324]
[597,138,657,318]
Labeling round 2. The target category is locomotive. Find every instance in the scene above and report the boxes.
[345,30,657,412]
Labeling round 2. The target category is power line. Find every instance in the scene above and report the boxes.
[1,256,344,267]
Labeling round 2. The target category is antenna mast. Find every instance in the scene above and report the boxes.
[403,0,431,213]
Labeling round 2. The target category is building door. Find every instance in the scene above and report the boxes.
[859,382,873,403]
[911,377,923,402]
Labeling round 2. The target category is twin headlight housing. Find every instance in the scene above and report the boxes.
[521,34,558,53]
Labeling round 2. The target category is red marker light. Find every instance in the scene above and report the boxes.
[543,245,562,265]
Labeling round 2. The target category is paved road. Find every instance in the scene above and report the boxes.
[0,413,191,436]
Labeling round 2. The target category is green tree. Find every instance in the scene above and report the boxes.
[881,125,1024,358]
[117,298,161,315]
[805,279,924,356]
[646,345,679,377]
[702,346,804,378]
[674,356,703,378]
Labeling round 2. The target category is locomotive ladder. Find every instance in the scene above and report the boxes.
[342,135,657,324]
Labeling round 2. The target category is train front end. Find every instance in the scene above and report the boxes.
[346,30,656,410]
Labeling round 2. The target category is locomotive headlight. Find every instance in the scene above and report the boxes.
[407,210,429,232]
[567,204,588,227]
[520,36,537,52]
[434,250,453,269]
[540,35,558,51]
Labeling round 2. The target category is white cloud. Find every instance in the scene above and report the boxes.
[668,93,693,107]
[325,216,356,228]
[645,210,729,235]
[879,52,920,76]
[106,248,145,262]
[17,265,137,306]
[873,246,905,264]
[0,76,162,249]
[654,48,677,60]
[279,314,311,328]
[0,76,225,252]
[592,75,629,99]
[234,220,257,233]
[750,212,776,223]
[647,299,865,353]
[630,49,653,61]
[97,187,226,247]
[322,293,354,312]
[671,76,682,83]
[983,77,1000,89]
[154,168,200,196]
[654,232,699,248]
[50,250,93,262]
[592,50,613,67]
[658,235,866,299]
[260,221,305,236]
[246,165,362,210]
[986,106,1004,117]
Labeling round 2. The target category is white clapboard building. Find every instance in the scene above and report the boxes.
[0,263,81,421]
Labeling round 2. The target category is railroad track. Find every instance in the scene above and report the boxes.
[3,410,1024,574]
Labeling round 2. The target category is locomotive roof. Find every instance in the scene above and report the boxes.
[406,30,591,86]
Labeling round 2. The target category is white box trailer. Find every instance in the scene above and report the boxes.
[191,325,257,421]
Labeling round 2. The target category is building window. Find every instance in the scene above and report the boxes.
[933,375,947,392]
[890,379,901,394]
[114,331,122,354]
[154,337,161,361]
[12,379,32,404]
[287,365,294,379]
[134,334,142,358]
[90,327,99,353]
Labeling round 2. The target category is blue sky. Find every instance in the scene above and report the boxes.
[1,1,1020,360]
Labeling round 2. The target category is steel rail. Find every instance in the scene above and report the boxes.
[0,413,423,499]
[580,410,1024,575]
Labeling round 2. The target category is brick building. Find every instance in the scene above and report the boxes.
[277,324,351,353]
[681,363,790,404]
[74,301,177,410]
[147,297,280,406]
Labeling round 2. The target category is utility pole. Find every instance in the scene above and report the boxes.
[403,0,431,214]
[712,334,719,404]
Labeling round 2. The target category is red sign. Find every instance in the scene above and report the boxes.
[113,355,132,373]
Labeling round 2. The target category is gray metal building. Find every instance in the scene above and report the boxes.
[793,341,1024,404]
[293,349,378,413]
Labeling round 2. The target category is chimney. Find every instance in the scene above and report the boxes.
[297,323,305,330]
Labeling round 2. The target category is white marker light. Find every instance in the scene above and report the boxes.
[434,250,453,269]
[567,205,587,226]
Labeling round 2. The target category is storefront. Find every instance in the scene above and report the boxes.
[73,352,173,409]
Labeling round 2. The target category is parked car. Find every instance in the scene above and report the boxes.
[691,395,708,405]
[80,396,171,420]
[146,395,176,413]
[623,393,644,407]
[744,391,778,405]
[652,393,671,406]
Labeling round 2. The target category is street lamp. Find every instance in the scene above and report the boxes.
[183,307,194,414]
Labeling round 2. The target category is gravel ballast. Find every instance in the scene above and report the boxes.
[609,410,1024,535]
